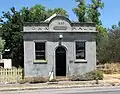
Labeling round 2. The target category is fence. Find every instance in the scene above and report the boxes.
[0,68,23,83]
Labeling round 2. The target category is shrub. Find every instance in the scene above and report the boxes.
[18,79,28,84]
[90,70,103,80]
[71,70,103,81]
[29,77,48,84]
[25,77,48,84]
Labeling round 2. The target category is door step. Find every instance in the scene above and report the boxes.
[56,76,69,81]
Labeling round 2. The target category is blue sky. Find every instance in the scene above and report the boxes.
[0,0,120,28]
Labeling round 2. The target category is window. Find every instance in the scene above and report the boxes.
[35,42,45,60]
[0,63,4,68]
[76,41,85,59]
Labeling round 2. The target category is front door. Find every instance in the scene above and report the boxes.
[56,47,66,76]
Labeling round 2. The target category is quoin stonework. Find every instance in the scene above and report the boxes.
[23,14,97,78]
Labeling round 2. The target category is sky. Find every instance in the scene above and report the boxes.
[0,0,120,28]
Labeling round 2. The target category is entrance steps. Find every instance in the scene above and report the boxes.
[56,76,70,81]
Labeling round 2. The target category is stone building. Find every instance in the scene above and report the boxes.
[23,15,97,78]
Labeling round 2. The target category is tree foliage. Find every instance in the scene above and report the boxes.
[0,37,5,54]
[73,0,86,22]
[111,21,120,30]
[73,0,104,25]
[0,7,23,67]
[97,28,120,63]
[29,4,47,22]
[21,5,68,22]
[87,0,104,25]
[47,8,68,17]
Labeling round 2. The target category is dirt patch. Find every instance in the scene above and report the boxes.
[103,74,120,84]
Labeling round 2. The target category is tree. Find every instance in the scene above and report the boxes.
[111,21,120,30]
[20,7,31,22]
[29,4,47,22]
[87,0,104,25]
[96,33,109,64]
[52,8,68,17]
[98,29,120,63]
[97,20,120,63]
[0,7,23,67]
[21,5,68,22]
[20,5,47,22]
[46,8,68,20]
[73,0,86,22]
[0,25,2,36]
[107,29,120,62]
[73,0,104,24]
[0,37,5,58]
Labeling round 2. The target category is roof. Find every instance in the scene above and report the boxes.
[44,13,57,22]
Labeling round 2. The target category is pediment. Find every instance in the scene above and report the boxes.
[49,16,72,30]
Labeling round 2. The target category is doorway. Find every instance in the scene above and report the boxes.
[55,46,66,76]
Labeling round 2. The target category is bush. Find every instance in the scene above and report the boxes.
[18,79,28,84]
[89,70,103,80]
[18,77,48,84]
[71,70,103,81]
[97,29,120,64]
[29,77,48,84]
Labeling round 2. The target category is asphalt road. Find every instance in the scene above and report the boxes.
[0,86,120,94]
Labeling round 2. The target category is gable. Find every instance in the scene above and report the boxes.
[49,16,72,30]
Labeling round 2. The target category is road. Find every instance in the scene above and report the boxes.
[0,86,120,94]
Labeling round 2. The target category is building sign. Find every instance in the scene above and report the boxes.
[24,26,49,31]
[72,26,94,31]
[53,26,67,30]
[53,21,68,30]
[24,26,95,32]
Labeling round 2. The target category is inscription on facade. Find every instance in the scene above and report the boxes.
[26,26,49,31]
[24,20,95,32]
[24,26,95,31]
[58,21,64,25]
[53,21,67,30]
[72,26,94,31]
[53,26,67,30]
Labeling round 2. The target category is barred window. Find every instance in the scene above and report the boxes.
[35,42,45,60]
